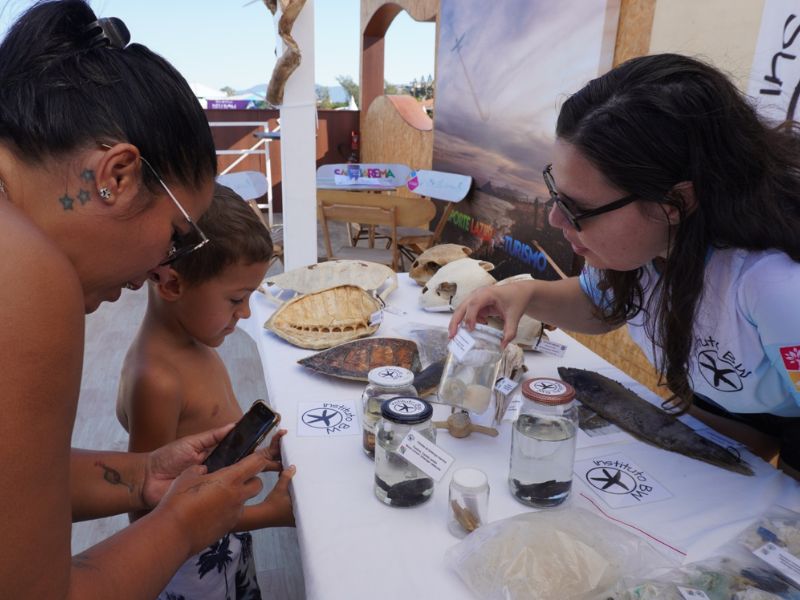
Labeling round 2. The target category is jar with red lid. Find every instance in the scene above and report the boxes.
[508,377,577,507]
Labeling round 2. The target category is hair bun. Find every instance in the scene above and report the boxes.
[83,17,130,49]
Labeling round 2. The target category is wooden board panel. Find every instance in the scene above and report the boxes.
[362,95,433,170]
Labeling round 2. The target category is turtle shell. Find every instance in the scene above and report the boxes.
[297,337,421,381]
[264,284,382,349]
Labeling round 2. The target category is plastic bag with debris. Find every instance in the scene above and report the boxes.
[445,507,673,600]
[619,550,800,599]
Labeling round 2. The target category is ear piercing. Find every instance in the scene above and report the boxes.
[99,187,112,199]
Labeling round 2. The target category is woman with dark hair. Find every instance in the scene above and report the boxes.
[451,53,800,478]
[0,1,276,597]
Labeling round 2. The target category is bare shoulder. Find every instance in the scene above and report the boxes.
[0,202,85,592]
[0,202,84,411]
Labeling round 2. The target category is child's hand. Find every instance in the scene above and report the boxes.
[260,429,288,471]
[259,464,296,527]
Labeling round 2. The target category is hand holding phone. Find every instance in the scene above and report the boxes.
[203,400,281,473]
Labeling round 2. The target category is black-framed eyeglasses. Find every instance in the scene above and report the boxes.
[543,164,637,232]
[100,143,210,265]
[138,156,210,266]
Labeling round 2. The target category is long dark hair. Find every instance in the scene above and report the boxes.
[0,0,216,193]
[556,53,800,410]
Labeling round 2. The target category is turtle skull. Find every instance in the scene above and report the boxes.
[420,258,495,312]
[410,244,472,285]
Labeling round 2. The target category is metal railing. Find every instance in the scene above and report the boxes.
[208,121,280,228]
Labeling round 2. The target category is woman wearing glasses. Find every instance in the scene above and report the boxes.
[451,53,800,478]
[0,2,276,597]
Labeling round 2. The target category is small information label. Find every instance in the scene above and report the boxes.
[369,310,383,326]
[535,339,567,357]
[397,430,455,482]
[503,396,524,422]
[494,377,519,395]
[677,587,711,600]
[448,329,476,361]
[754,542,800,586]
[383,305,406,316]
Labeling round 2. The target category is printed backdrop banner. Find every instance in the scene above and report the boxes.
[747,0,800,124]
[434,0,620,280]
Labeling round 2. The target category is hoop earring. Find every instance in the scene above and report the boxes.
[99,187,112,200]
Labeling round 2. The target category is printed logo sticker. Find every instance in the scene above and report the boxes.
[779,346,800,392]
[407,171,419,191]
[574,453,672,508]
[297,401,359,437]
[780,346,800,370]
[694,336,750,392]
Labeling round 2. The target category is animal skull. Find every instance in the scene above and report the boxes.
[410,244,473,285]
[420,258,495,312]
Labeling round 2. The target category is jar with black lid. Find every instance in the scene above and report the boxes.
[374,396,436,507]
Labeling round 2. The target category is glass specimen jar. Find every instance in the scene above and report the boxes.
[374,397,436,507]
[361,366,417,459]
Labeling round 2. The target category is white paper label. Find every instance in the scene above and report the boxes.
[397,430,455,482]
[448,329,476,361]
[369,310,383,326]
[754,542,800,586]
[494,377,519,395]
[535,339,567,357]
[677,587,711,600]
[503,396,524,422]
[383,304,406,316]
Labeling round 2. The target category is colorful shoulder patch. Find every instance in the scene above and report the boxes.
[779,345,800,392]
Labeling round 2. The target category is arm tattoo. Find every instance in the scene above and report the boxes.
[95,461,134,492]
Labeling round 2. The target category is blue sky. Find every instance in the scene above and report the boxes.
[0,0,435,91]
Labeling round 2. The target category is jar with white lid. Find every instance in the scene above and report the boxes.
[448,467,489,537]
[361,366,417,459]
[437,324,504,414]
[374,397,435,507]
[508,377,578,507]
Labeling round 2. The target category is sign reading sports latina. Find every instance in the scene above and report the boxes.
[433,0,620,280]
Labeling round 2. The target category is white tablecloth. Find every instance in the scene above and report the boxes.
[239,274,800,600]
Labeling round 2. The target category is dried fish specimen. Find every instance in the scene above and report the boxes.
[558,367,754,476]
[264,285,381,349]
[493,343,527,425]
[297,337,421,381]
[413,359,446,397]
[265,0,306,106]
[410,243,473,285]
[261,259,397,304]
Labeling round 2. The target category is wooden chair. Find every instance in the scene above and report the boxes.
[319,201,401,271]
[390,199,457,262]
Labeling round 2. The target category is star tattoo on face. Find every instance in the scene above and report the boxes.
[80,169,95,183]
[77,189,91,205]
[59,194,74,210]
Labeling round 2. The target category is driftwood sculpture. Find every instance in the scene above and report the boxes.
[264,0,306,106]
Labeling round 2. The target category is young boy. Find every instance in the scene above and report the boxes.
[117,183,295,600]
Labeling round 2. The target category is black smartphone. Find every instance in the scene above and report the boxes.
[203,400,281,473]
